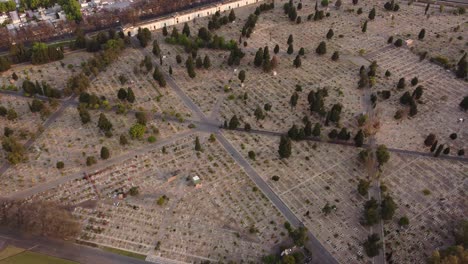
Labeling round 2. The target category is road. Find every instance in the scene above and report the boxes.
[0,228,150,264]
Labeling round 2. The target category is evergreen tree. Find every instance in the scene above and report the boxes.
[287,44,294,55]
[369,8,376,20]
[316,41,327,55]
[304,122,312,137]
[298,47,305,56]
[293,55,302,68]
[152,40,161,57]
[290,92,299,108]
[274,44,280,54]
[312,123,321,137]
[358,179,370,196]
[162,25,168,36]
[354,129,364,147]
[254,106,265,120]
[117,88,127,101]
[127,88,135,103]
[418,28,426,40]
[394,38,403,47]
[97,113,113,132]
[460,96,468,111]
[254,48,264,67]
[195,136,202,151]
[100,146,110,159]
[456,53,467,79]
[186,56,196,78]
[229,115,240,129]
[412,86,423,99]
[287,34,294,45]
[381,195,397,220]
[397,78,406,89]
[238,70,246,83]
[430,141,438,152]
[362,20,368,33]
[326,29,334,39]
[424,134,436,147]
[278,135,292,158]
[78,106,91,124]
[229,9,236,22]
[182,23,190,36]
[331,51,339,61]
[196,56,203,69]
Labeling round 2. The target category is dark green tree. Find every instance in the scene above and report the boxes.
[456,53,467,79]
[357,179,370,196]
[117,88,127,100]
[97,113,113,132]
[460,96,468,111]
[364,234,382,257]
[203,55,211,69]
[331,51,339,61]
[278,135,292,158]
[354,129,365,147]
[238,70,246,83]
[195,136,202,151]
[100,146,110,159]
[369,8,376,20]
[418,28,426,40]
[362,20,368,33]
[316,41,327,55]
[326,29,334,39]
[127,88,135,103]
[229,115,240,129]
[381,195,397,220]
[293,55,302,68]
[182,23,190,37]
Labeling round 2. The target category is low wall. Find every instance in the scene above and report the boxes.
[124,0,266,36]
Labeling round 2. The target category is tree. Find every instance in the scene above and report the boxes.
[424,134,436,146]
[117,88,127,100]
[287,34,294,45]
[98,113,113,132]
[182,23,190,37]
[203,55,211,69]
[362,20,368,33]
[400,91,413,105]
[293,55,302,68]
[369,8,376,20]
[376,145,390,166]
[129,186,139,196]
[418,28,426,40]
[152,40,161,57]
[56,161,64,169]
[278,135,292,158]
[274,44,280,54]
[331,51,339,61]
[354,129,365,147]
[29,99,44,113]
[337,128,350,140]
[254,107,265,120]
[394,38,403,47]
[430,141,438,152]
[162,25,168,36]
[229,9,236,22]
[413,85,423,99]
[229,115,240,129]
[86,156,96,166]
[397,78,406,89]
[0,56,11,72]
[194,136,202,151]
[434,144,444,157]
[7,108,17,121]
[460,96,468,111]
[287,44,294,55]
[312,123,321,137]
[78,106,91,124]
[298,48,305,56]
[364,198,379,225]
[381,195,397,220]
[238,70,246,83]
[137,27,152,47]
[290,92,299,108]
[129,123,146,139]
[364,234,382,257]
[100,146,110,160]
[358,179,370,196]
[186,56,196,78]
[326,29,334,39]
[127,88,135,103]
[398,216,409,227]
[411,77,419,86]
[304,122,312,137]
[248,151,256,160]
[316,41,327,55]
[456,53,467,79]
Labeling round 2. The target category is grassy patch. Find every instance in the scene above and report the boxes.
[0,246,24,260]
[0,249,77,264]
[101,246,146,260]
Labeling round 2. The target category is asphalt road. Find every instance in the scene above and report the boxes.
[0,228,150,264]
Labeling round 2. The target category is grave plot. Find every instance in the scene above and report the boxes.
[0,51,93,92]
[367,47,467,153]
[33,133,287,263]
[87,48,192,120]
[0,105,188,196]
[223,131,371,263]
[378,153,467,263]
